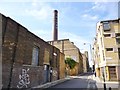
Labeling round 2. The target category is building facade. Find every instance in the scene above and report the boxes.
[48,39,83,75]
[1,13,65,89]
[82,51,89,73]
[93,18,120,81]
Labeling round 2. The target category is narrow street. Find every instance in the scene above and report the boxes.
[46,72,98,89]
[43,72,119,90]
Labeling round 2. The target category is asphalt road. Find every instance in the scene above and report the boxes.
[47,72,98,90]
[43,72,119,90]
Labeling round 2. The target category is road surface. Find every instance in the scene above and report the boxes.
[46,72,98,90]
[44,72,119,90]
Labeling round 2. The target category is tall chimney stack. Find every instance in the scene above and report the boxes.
[53,10,58,41]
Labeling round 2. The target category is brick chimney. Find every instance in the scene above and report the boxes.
[53,10,58,41]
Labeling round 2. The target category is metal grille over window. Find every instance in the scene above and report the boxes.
[32,46,39,66]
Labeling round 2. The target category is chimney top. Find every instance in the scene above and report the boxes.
[54,10,58,13]
[53,10,58,41]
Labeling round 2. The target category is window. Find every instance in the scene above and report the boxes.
[116,33,120,37]
[118,48,120,59]
[104,34,111,37]
[103,22,110,31]
[106,48,113,51]
[116,38,120,44]
[32,46,39,66]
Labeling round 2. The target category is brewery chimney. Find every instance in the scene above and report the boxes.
[53,10,58,41]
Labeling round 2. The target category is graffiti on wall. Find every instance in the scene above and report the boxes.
[17,68,30,88]
[52,70,57,77]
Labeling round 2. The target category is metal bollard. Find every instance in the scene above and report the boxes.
[109,87,111,90]
[104,83,106,90]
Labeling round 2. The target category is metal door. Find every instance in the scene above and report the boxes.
[44,65,50,83]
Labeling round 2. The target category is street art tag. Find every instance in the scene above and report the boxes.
[17,68,30,88]
[52,70,57,76]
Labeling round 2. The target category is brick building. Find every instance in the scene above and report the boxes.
[82,51,89,73]
[48,39,83,75]
[1,13,65,89]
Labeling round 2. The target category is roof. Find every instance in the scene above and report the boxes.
[100,18,120,23]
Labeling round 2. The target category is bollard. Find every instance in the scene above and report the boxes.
[104,83,106,90]
[102,72,106,90]
[109,87,111,90]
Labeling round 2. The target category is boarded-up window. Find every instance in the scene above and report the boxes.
[32,46,39,66]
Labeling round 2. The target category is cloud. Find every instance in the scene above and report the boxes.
[83,2,118,23]
[82,14,98,20]
[91,2,106,11]
[24,2,54,21]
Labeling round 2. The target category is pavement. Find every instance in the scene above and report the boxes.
[92,75,119,84]
[31,76,72,89]
[92,75,120,89]
[31,73,88,89]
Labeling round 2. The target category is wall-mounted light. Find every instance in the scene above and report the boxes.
[53,53,57,56]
